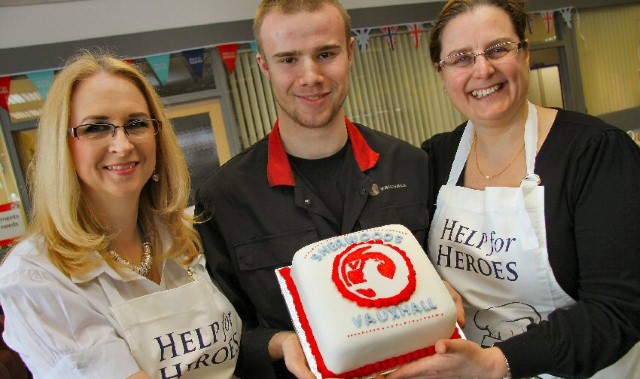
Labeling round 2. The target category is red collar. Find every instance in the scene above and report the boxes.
[267,117,380,187]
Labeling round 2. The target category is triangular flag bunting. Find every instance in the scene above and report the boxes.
[558,8,573,29]
[27,70,54,100]
[217,43,239,75]
[382,26,399,51]
[182,48,205,78]
[540,11,554,33]
[353,28,372,54]
[249,41,259,54]
[526,13,534,35]
[0,76,10,111]
[146,53,171,86]
[407,23,423,49]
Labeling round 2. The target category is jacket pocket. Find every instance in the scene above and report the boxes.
[233,228,318,271]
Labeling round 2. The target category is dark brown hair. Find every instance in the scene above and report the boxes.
[429,0,528,70]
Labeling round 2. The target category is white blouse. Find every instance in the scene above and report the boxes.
[0,236,207,379]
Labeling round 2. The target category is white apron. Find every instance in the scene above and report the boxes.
[101,257,241,379]
[427,102,637,378]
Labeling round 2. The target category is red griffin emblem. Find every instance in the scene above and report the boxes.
[332,240,416,308]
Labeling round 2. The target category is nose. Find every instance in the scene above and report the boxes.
[109,126,134,153]
[472,54,495,78]
[299,59,323,86]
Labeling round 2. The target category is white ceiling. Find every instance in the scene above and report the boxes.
[0,0,437,49]
[0,0,82,5]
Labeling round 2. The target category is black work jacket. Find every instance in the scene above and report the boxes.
[195,119,430,379]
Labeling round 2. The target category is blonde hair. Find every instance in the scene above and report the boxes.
[28,51,201,276]
[253,0,352,54]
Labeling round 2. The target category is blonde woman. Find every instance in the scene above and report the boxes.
[0,52,240,379]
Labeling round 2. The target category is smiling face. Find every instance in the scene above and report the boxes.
[439,5,530,127]
[68,71,156,208]
[256,3,354,131]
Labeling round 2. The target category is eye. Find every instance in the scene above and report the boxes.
[126,119,150,130]
[451,54,473,66]
[318,51,335,60]
[126,119,153,134]
[279,57,297,64]
[81,123,112,134]
[485,44,511,59]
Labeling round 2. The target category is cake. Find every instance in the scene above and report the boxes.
[275,224,461,378]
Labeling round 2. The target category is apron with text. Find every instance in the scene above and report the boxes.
[428,102,638,378]
[101,258,241,379]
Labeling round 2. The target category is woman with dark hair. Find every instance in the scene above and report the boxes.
[388,1,640,378]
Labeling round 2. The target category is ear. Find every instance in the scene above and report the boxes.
[256,52,270,80]
[438,69,448,93]
[347,36,355,66]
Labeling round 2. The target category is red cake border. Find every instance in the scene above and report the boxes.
[278,266,461,378]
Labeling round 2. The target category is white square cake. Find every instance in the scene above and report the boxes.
[276,224,461,378]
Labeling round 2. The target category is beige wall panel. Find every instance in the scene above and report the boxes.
[576,4,640,115]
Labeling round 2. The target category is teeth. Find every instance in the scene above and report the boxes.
[106,163,136,170]
[472,84,501,98]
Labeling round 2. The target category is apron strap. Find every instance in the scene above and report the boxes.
[447,101,540,187]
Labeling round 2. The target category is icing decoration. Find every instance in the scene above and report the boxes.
[332,241,416,308]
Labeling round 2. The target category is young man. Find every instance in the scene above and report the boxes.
[195,1,431,377]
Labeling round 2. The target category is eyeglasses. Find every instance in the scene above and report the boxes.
[68,119,162,141]
[437,40,527,71]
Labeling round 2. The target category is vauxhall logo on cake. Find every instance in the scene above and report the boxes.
[332,240,416,308]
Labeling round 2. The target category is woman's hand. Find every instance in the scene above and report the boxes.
[443,280,465,327]
[385,339,508,379]
[269,331,317,379]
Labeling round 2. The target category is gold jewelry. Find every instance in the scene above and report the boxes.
[109,222,153,276]
[474,133,525,180]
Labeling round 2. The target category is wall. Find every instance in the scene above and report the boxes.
[2,0,639,76]
[576,3,640,116]
[0,0,434,49]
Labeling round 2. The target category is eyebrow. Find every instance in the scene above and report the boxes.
[79,112,150,124]
[271,43,342,59]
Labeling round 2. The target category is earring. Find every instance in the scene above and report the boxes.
[443,88,447,93]
[152,171,159,182]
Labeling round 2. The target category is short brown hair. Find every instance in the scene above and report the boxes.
[429,0,528,71]
[253,0,352,53]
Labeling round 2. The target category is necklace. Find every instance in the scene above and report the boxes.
[474,133,525,180]
[109,223,153,276]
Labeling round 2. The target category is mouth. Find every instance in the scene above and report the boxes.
[471,83,504,99]
[104,162,138,171]
[297,93,329,102]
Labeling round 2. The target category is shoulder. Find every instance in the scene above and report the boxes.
[546,109,636,155]
[421,123,465,169]
[355,123,427,160]
[421,124,465,153]
[0,236,72,299]
[0,236,49,277]
[196,136,270,198]
[553,108,621,136]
